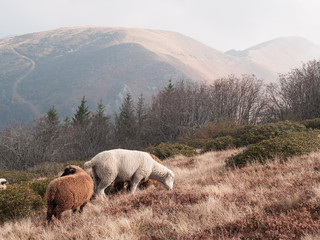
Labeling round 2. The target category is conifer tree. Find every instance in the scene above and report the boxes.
[115,93,137,147]
[94,99,106,119]
[86,99,113,154]
[91,99,111,126]
[165,79,174,92]
[64,116,71,127]
[47,105,59,125]
[136,94,147,142]
[72,96,91,126]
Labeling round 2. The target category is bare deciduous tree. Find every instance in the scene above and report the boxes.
[265,60,320,121]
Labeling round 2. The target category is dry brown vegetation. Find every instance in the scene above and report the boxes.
[1,149,320,239]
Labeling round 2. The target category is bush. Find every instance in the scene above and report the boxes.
[300,118,320,129]
[29,178,54,198]
[27,160,87,176]
[146,143,197,159]
[201,136,236,153]
[184,120,307,152]
[183,138,210,149]
[226,130,320,168]
[27,162,65,176]
[232,120,307,147]
[199,120,307,153]
[0,170,39,184]
[0,184,44,222]
[191,120,244,139]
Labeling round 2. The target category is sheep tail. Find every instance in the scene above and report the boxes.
[84,159,95,169]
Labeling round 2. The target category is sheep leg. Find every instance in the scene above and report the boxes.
[96,178,114,197]
[139,179,150,190]
[53,206,64,220]
[79,201,88,213]
[92,169,101,193]
[129,173,144,194]
[72,208,78,214]
[46,204,55,222]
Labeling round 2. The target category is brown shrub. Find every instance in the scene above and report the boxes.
[104,191,208,216]
[2,150,320,239]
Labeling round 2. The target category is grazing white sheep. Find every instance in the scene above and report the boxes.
[113,153,162,192]
[84,149,174,196]
[0,178,8,190]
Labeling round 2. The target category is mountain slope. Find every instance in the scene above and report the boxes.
[0,27,320,127]
[0,27,249,126]
[227,36,320,79]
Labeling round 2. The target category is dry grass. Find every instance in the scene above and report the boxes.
[1,149,320,239]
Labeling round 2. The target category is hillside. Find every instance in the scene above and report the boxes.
[1,27,320,127]
[1,149,320,239]
[227,36,320,80]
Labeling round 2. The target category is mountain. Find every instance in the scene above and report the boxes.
[0,26,320,128]
[226,36,320,80]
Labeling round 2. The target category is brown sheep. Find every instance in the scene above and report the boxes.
[46,165,94,221]
[113,153,162,192]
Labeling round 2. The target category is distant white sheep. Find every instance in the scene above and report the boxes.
[84,149,174,197]
[0,178,8,190]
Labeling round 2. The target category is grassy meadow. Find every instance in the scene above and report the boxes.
[1,148,320,239]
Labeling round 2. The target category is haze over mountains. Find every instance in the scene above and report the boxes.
[0,26,320,128]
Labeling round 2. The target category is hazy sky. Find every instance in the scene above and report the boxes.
[1,0,320,51]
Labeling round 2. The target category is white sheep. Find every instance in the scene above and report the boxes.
[84,149,174,196]
[0,178,8,190]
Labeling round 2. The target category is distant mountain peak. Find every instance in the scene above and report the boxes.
[244,36,319,52]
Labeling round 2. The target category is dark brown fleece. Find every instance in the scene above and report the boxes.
[46,165,94,221]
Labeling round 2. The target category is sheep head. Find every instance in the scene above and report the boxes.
[61,165,83,177]
[0,178,9,189]
[164,171,174,190]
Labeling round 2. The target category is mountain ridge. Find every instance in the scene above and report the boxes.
[0,26,320,128]
[226,36,320,78]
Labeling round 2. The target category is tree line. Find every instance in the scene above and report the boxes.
[1,60,320,170]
